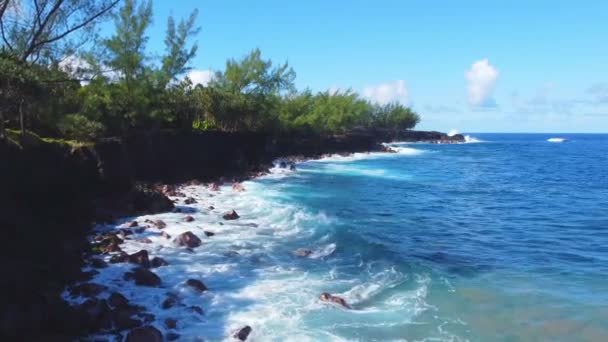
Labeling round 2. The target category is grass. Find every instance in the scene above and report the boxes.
[4,129,94,148]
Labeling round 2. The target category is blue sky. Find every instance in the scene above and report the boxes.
[117,0,608,132]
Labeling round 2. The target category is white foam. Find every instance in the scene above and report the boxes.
[547,137,567,143]
[464,135,482,143]
[447,129,460,137]
[65,179,434,340]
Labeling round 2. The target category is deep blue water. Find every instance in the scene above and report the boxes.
[251,133,608,341]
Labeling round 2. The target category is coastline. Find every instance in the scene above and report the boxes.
[0,129,463,340]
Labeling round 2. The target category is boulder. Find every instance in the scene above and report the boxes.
[151,219,166,229]
[208,205,215,210]
[184,197,197,204]
[110,251,129,264]
[173,231,201,248]
[204,231,215,237]
[183,215,195,222]
[166,332,180,341]
[232,183,245,192]
[75,299,113,332]
[127,221,139,228]
[160,231,171,239]
[90,258,108,268]
[108,292,129,308]
[128,250,150,268]
[151,257,169,268]
[125,326,163,342]
[190,306,204,315]
[165,318,177,329]
[233,325,252,341]
[222,210,240,220]
[70,282,107,298]
[112,306,142,330]
[137,238,152,244]
[130,267,161,287]
[293,248,313,257]
[185,279,208,293]
[161,297,177,310]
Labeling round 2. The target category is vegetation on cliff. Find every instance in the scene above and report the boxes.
[1,0,420,143]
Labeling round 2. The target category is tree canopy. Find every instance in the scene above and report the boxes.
[0,0,421,141]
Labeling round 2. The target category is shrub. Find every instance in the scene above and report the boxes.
[58,114,106,141]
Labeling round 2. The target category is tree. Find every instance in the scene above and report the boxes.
[212,48,295,96]
[161,9,200,85]
[0,0,119,64]
[0,54,42,137]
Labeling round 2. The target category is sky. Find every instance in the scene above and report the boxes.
[109,0,608,133]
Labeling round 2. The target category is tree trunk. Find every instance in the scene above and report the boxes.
[19,98,25,137]
[0,110,4,139]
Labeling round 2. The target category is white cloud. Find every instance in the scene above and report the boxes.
[465,59,499,107]
[187,69,214,86]
[363,80,409,105]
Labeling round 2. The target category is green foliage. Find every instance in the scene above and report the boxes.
[162,10,201,83]
[58,114,105,141]
[1,0,421,142]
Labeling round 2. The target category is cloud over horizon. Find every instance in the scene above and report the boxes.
[363,80,410,105]
[466,59,499,107]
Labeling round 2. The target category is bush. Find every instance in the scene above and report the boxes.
[58,114,106,141]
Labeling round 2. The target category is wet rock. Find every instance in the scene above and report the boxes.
[125,326,163,342]
[185,279,208,293]
[293,248,313,257]
[136,237,152,244]
[97,233,124,253]
[232,182,245,192]
[110,251,129,264]
[190,306,204,315]
[127,250,150,268]
[112,306,142,330]
[127,221,139,228]
[75,299,113,332]
[151,257,169,268]
[70,282,107,298]
[204,231,215,237]
[184,197,197,204]
[108,292,129,308]
[161,297,177,310]
[233,325,252,341]
[319,292,351,309]
[208,206,215,210]
[160,231,171,239]
[165,318,177,329]
[166,332,181,341]
[120,228,134,236]
[152,219,167,229]
[183,215,195,222]
[90,258,108,268]
[222,210,240,220]
[173,231,202,248]
[130,267,161,287]
[140,313,155,323]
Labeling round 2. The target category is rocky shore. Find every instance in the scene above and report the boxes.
[0,129,463,340]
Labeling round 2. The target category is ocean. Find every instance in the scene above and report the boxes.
[81,133,608,341]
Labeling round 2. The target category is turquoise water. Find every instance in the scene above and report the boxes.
[82,134,608,341]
